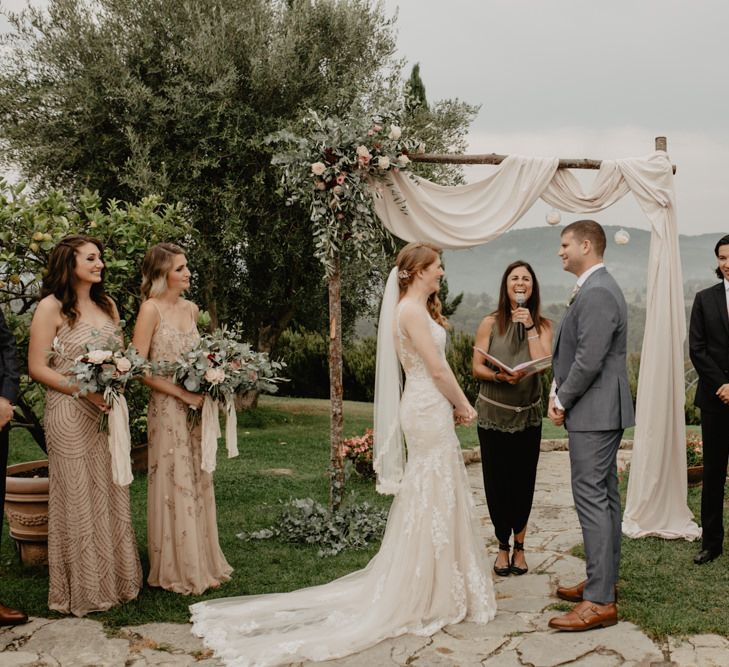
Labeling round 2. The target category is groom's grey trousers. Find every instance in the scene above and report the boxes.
[568,429,622,604]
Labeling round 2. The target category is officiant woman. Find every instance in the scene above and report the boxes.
[471,260,552,577]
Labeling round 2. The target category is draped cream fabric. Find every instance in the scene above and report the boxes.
[371,151,700,540]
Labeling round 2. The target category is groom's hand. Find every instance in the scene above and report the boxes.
[548,397,565,426]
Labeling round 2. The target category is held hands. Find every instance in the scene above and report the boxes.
[179,389,204,410]
[454,404,477,427]
[547,396,565,427]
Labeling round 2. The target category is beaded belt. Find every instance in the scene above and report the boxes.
[478,393,541,413]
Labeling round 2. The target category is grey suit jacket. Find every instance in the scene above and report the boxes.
[552,267,634,432]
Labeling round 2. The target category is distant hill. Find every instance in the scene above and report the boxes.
[442,225,721,305]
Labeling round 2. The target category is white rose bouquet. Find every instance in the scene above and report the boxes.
[158,326,286,472]
[54,329,148,486]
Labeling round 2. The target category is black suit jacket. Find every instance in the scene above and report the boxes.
[689,281,729,412]
[0,309,20,404]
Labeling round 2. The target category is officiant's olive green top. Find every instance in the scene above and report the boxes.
[476,321,542,432]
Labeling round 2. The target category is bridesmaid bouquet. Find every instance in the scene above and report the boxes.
[54,331,148,486]
[158,326,286,472]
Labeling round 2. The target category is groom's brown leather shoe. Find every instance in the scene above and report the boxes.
[556,580,586,602]
[0,603,28,626]
[556,580,618,603]
[548,601,617,632]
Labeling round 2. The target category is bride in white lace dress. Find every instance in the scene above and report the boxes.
[190,242,497,666]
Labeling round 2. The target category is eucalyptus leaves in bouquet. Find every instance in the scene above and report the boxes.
[156,325,285,473]
[267,110,421,277]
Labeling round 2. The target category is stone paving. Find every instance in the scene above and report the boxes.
[1,449,727,666]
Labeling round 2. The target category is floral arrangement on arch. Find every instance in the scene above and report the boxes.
[340,428,375,479]
[267,109,423,277]
[686,431,703,467]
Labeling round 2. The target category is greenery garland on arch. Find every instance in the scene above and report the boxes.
[268,109,422,508]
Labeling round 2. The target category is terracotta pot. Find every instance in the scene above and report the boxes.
[4,459,49,566]
[687,464,703,487]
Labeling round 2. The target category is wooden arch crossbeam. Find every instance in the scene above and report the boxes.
[410,136,676,173]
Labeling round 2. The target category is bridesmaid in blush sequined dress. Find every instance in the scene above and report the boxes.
[28,236,141,616]
[133,243,232,595]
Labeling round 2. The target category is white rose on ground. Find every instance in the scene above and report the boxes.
[311,162,326,176]
[377,156,390,170]
[205,367,226,385]
[115,357,132,373]
[397,154,411,167]
[87,349,113,364]
[388,124,402,140]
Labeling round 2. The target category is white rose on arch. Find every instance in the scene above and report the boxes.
[311,162,326,176]
[377,155,390,170]
[388,124,402,140]
[397,154,411,167]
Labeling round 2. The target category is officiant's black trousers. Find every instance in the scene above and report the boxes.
[701,408,729,553]
[0,426,8,548]
[478,424,541,545]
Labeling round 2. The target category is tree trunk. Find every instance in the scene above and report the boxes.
[327,254,345,510]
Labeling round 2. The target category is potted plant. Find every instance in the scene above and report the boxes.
[686,431,703,487]
[340,429,375,479]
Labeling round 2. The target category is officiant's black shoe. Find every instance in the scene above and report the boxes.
[509,540,528,576]
[693,549,721,565]
[493,542,511,576]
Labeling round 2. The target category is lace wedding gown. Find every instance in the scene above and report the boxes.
[190,303,496,666]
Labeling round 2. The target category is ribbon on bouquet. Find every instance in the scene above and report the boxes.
[225,397,239,460]
[106,389,133,486]
[200,395,240,473]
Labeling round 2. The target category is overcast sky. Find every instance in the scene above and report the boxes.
[381,0,729,235]
[3,0,727,236]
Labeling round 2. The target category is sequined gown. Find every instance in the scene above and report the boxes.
[45,320,142,616]
[189,302,496,666]
[146,305,232,594]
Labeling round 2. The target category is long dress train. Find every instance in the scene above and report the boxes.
[190,304,496,666]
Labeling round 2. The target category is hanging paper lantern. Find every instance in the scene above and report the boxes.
[546,209,561,225]
[614,228,630,245]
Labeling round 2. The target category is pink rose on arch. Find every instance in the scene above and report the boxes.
[336,173,346,184]
[356,145,371,165]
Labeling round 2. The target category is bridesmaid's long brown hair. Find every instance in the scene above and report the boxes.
[40,235,114,327]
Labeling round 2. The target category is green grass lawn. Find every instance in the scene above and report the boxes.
[0,396,719,639]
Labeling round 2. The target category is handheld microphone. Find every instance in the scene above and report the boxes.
[515,293,526,342]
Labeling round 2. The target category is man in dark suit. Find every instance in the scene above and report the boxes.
[689,234,729,565]
[0,308,28,625]
[547,220,634,632]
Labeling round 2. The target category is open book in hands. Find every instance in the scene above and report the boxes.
[474,347,552,377]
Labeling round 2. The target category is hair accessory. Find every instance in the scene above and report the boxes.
[397,269,409,280]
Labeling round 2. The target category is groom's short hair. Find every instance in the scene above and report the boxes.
[562,220,606,258]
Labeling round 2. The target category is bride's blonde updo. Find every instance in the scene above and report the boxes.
[395,242,449,328]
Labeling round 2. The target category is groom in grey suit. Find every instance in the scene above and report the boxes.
[547,220,634,632]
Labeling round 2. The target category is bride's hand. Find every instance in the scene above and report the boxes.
[454,404,477,427]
